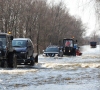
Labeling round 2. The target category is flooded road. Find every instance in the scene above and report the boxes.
[0,45,100,90]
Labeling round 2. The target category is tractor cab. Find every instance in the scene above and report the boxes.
[63,38,76,56]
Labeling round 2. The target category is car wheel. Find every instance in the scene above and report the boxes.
[52,54,55,57]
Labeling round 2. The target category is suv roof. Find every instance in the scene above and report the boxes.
[13,38,30,40]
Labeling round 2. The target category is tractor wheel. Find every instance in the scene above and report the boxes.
[1,60,8,68]
[72,48,76,56]
[9,53,17,68]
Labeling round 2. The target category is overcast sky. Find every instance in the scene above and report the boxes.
[47,0,98,36]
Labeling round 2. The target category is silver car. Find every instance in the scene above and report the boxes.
[43,45,63,57]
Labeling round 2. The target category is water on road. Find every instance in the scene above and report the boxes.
[0,45,100,90]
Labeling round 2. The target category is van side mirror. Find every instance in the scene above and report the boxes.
[76,40,77,42]
[10,36,13,40]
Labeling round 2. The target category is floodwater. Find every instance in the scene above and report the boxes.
[0,45,100,90]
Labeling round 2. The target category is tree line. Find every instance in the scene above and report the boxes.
[0,0,86,53]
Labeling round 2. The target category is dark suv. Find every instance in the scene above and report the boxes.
[12,38,35,65]
[43,45,63,57]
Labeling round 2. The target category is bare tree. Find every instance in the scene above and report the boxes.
[0,0,86,53]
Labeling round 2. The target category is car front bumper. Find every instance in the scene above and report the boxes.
[43,52,59,57]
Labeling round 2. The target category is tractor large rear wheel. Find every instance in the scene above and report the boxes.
[1,60,8,68]
[8,53,17,68]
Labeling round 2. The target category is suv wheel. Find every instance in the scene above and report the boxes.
[30,55,35,66]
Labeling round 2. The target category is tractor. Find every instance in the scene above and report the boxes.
[63,38,76,56]
[62,38,82,56]
[0,32,17,68]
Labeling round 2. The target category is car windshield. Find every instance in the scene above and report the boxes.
[0,35,6,48]
[45,47,59,52]
[12,40,27,47]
